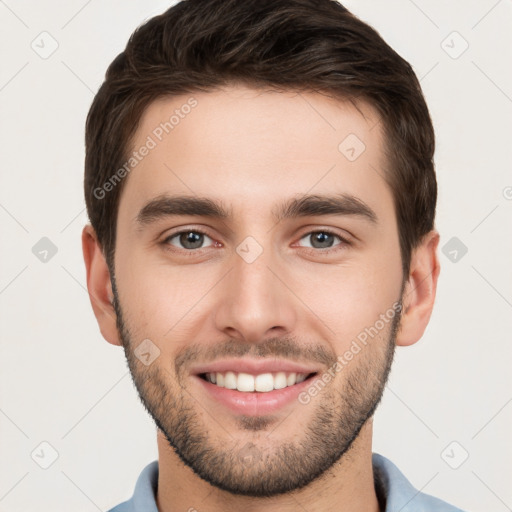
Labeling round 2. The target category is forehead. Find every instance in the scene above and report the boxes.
[118,85,394,226]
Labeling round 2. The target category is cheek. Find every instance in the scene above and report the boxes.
[115,252,217,344]
[115,221,402,354]
[292,248,402,348]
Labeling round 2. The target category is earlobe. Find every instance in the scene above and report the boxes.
[396,230,441,347]
[81,224,122,346]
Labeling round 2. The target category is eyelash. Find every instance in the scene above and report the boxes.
[161,227,352,256]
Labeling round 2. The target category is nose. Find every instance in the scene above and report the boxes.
[213,243,298,344]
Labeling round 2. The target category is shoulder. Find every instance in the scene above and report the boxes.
[106,460,159,512]
[372,453,467,512]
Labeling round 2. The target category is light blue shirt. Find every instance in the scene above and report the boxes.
[108,453,466,511]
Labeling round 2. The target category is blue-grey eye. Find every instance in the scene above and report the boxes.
[167,230,214,250]
[299,231,342,249]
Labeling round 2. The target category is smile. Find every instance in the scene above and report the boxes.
[200,371,315,393]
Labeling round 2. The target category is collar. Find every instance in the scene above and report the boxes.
[109,453,464,511]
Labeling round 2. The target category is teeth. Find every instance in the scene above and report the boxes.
[255,373,274,392]
[237,372,254,392]
[204,371,312,392]
[224,371,237,389]
[274,372,287,389]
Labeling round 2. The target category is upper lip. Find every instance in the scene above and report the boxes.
[190,358,321,376]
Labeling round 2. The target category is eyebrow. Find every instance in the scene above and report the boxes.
[135,193,378,228]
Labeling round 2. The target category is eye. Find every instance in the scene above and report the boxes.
[161,228,351,255]
[296,230,350,253]
[163,229,217,251]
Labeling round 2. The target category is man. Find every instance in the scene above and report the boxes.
[82,0,466,510]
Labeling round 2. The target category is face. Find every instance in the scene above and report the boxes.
[111,86,404,496]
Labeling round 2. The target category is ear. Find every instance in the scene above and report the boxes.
[81,224,122,346]
[396,230,441,347]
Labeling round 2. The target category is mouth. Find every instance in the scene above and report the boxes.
[191,357,322,416]
[198,371,317,393]
[191,359,321,416]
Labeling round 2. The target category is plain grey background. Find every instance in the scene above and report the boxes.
[1,1,511,510]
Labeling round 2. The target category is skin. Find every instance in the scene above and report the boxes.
[82,85,440,512]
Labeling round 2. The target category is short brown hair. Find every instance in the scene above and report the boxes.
[84,0,436,277]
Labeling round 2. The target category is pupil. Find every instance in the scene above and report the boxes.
[313,232,333,248]
[181,231,203,249]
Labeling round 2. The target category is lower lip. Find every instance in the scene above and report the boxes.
[193,374,316,416]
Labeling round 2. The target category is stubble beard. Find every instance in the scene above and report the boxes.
[111,273,401,497]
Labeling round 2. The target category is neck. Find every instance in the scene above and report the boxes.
[155,420,380,512]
